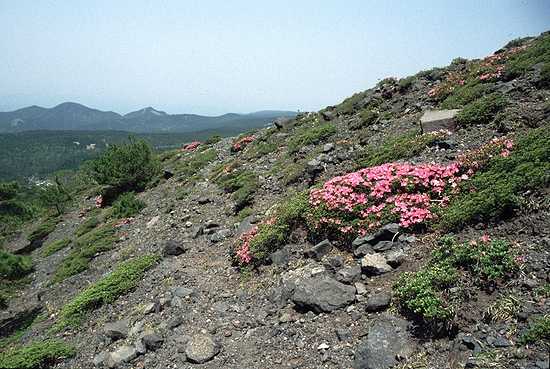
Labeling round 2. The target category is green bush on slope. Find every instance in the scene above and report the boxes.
[0,340,75,369]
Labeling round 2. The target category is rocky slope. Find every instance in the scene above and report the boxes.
[0,33,549,369]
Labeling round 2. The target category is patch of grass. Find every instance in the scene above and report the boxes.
[0,251,32,280]
[176,148,217,178]
[204,135,222,145]
[398,76,416,91]
[0,340,75,369]
[519,314,550,345]
[215,170,259,212]
[440,127,550,230]
[535,283,550,298]
[505,33,550,80]
[51,224,117,284]
[246,191,309,264]
[237,207,254,221]
[440,82,492,109]
[74,216,100,237]
[394,263,459,322]
[55,254,159,329]
[287,123,336,154]
[350,110,379,130]
[41,238,71,257]
[484,295,520,322]
[27,218,58,243]
[0,277,30,310]
[335,92,366,115]
[245,141,278,159]
[110,192,145,219]
[356,130,445,169]
[394,236,518,325]
[280,161,306,185]
[456,93,507,127]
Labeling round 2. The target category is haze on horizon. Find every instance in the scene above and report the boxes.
[1,0,549,116]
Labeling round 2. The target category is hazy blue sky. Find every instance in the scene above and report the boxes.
[1,1,549,115]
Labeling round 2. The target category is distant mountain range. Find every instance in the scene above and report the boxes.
[0,102,297,133]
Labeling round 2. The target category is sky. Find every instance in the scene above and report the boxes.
[1,1,549,115]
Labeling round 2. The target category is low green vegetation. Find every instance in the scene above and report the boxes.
[27,218,59,244]
[356,130,445,169]
[56,254,159,329]
[41,238,71,257]
[519,315,550,345]
[245,141,278,159]
[86,137,160,197]
[51,224,117,284]
[394,236,517,325]
[287,123,336,154]
[74,216,100,237]
[505,33,550,80]
[205,134,222,145]
[175,148,217,178]
[215,170,259,212]
[335,92,366,115]
[398,75,416,91]
[109,192,145,219]
[440,82,492,109]
[456,93,507,126]
[245,191,309,264]
[350,110,379,130]
[0,340,75,369]
[0,250,32,279]
[440,127,550,230]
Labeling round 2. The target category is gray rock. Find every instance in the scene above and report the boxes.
[321,110,336,121]
[104,320,129,340]
[106,345,138,368]
[420,109,460,133]
[185,333,220,364]
[336,265,362,284]
[353,224,400,249]
[142,334,164,351]
[192,226,204,239]
[323,143,334,152]
[385,249,406,268]
[353,315,413,369]
[210,229,231,243]
[487,334,511,348]
[162,239,187,256]
[270,247,290,266]
[336,328,352,341]
[236,215,257,236]
[0,298,42,339]
[273,117,293,129]
[168,316,184,329]
[93,352,110,367]
[355,282,368,295]
[304,239,333,261]
[361,254,392,275]
[365,293,391,312]
[173,287,196,298]
[291,276,356,313]
[372,241,397,252]
[307,159,323,173]
[354,244,374,258]
[197,197,211,205]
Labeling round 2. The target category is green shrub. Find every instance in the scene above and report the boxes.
[205,135,222,145]
[287,124,336,154]
[0,251,32,279]
[37,178,71,216]
[539,62,550,87]
[0,340,75,369]
[176,148,217,177]
[216,170,258,212]
[398,76,416,91]
[335,92,366,115]
[456,93,507,126]
[51,224,117,284]
[432,236,518,281]
[356,130,445,169]
[41,238,71,257]
[246,192,309,264]
[519,315,550,345]
[0,182,19,201]
[87,137,160,194]
[440,127,550,230]
[245,141,278,159]
[56,254,159,329]
[110,192,145,219]
[74,216,100,237]
[440,82,492,109]
[394,263,458,321]
[350,110,379,130]
[280,162,306,185]
[27,218,58,243]
[505,34,550,80]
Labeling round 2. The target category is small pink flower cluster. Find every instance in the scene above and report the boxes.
[95,195,103,208]
[182,141,201,151]
[309,162,466,232]
[235,225,258,264]
[232,136,255,152]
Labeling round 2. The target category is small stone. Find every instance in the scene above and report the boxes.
[162,240,187,256]
[361,254,392,275]
[305,239,333,261]
[93,352,110,367]
[372,241,397,252]
[336,265,362,284]
[270,247,290,266]
[146,215,160,228]
[106,345,137,368]
[192,226,204,238]
[185,221,193,228]
[197,197,211,205]
[291,276,356,313]
[365,293,391,312]
[185,334,220,364]
[104,320,129,340]
[142,334,164,351]
[168,316,184,329]
[317,343,330,350]
[354,282,368,295]
[143,302,156,315]
[354,244,374,258]
[336,328,352,341]
[385,249,406,268]
[173,286,196,298]
[323,143,335,152]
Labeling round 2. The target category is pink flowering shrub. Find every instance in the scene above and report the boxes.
[456,137,513,171]
[232,136,255,152]
[181,141,201,152]
[235,225,257,264]
[308,162,467,238]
